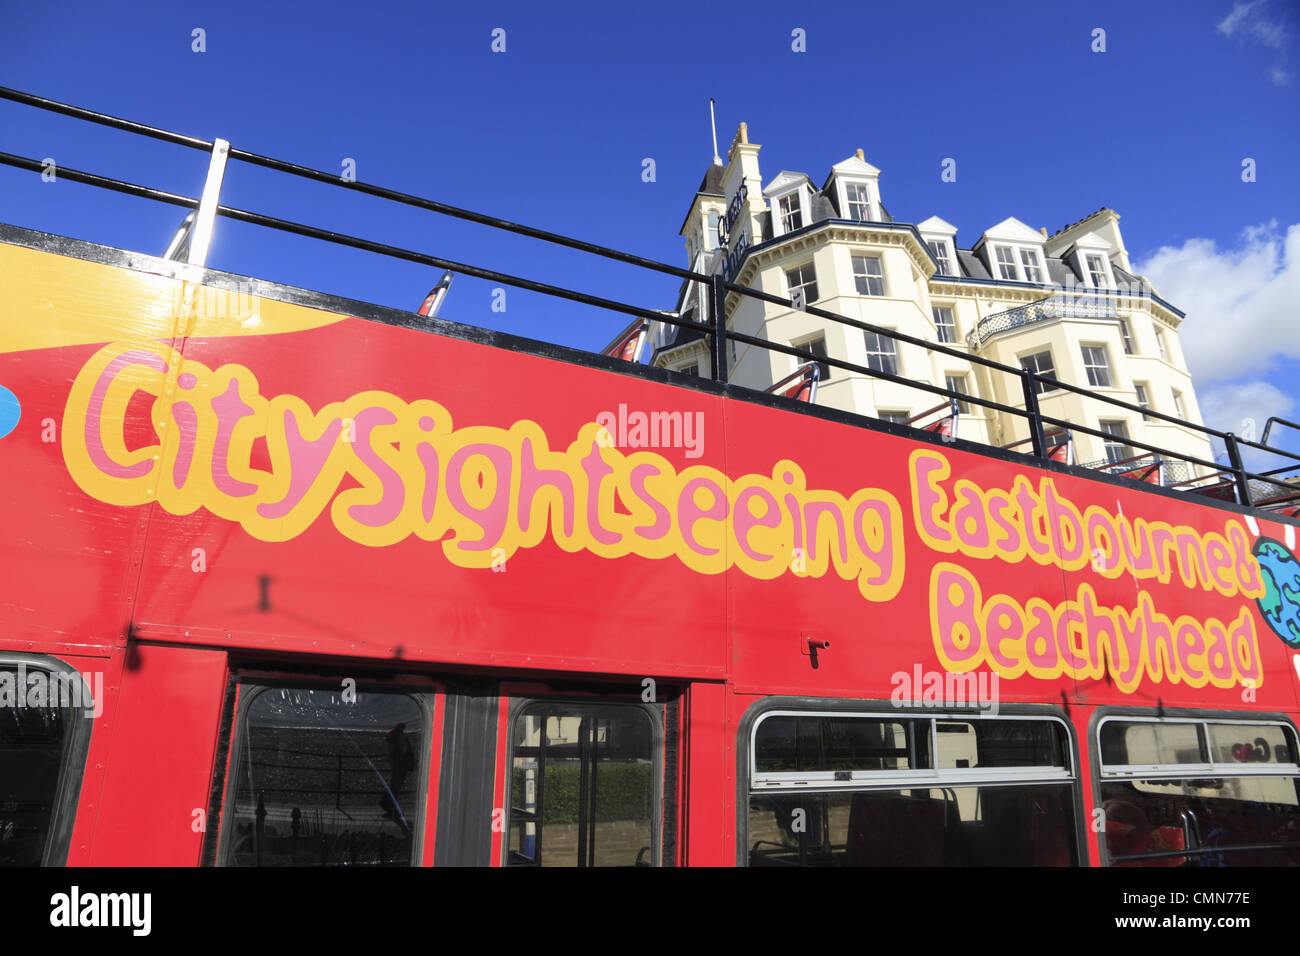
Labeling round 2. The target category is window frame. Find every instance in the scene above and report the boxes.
[1134,382,1151,421]
[1099,420,1132,463]
[841,180,872,222]
[862,329,899,375]
[794,333,831,383]
[0,652,96,867]
[945,373,972,415]
[777,191,804,234]
[994,245,1020,280]
[736,698,1086,867]
[1085,252,1112,289]
[503,695,666,868]
[1118,318,1135,355]
[932,305,957,344]
[1019,349,1058,395]
[1171,388,1186,420]
[925,239,955,276]
[785,261,819,307]
[851,254,886,296]
[213,676,437,868]
[1080,344,1112,388]
[1019,248,1044,284]
[1087,707,1300,868]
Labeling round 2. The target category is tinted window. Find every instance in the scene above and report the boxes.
[0,662,91,867]
[221,686,425,867]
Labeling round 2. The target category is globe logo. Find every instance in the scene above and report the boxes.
[1254,537,1300,648]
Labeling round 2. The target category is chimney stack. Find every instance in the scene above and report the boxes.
[855,148,865,161]
[1039,227,1048,237]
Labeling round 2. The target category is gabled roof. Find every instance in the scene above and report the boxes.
[917,215,958,236]
[975,217,1047,246]
[763,170,813,196]
[820,154,881,191]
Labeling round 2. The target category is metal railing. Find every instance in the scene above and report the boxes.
[2,85,1299,514]
[966,294,1119,349]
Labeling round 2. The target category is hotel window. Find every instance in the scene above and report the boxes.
[1171,389,1186,420]
[1019,350,1057,395]
[945,374,972,414]
[878,410,909,425]
[678,362,701,377]
[1081,345,1112,388]
[746,711,1077,867]
[1100,421,1132,463]
[852,255,886,296]
[932,306,956,344]
[994,246,1019,280]
[863,331,899,376]
[798,335,830,382]
[705,211,719,251]
[1156,328,1169,361]
[1019,249,1044,284]
[1119,318,1135,355]
[1134,383,1151,421]
[845,182,871,221]
[927,240,954,276]
[778,192,804,233]
[1097,717,1300,866]
[785,262,818,308]
[1086,253,1109,287]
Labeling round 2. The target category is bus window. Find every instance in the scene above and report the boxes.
[746,711,1077,866]
[1097,716,1300,867]
[0,658,94,866]
[217,685,429,867]
[507,703,659,867]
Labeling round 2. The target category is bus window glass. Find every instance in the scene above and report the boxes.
[508,704,657,867]
[937,719,1067,770]
[1100,720,1203,766]
[749,784,1075,867]
[756,715,922,774]
[748,712,1076,866]
[0,665,70,866]
[1206,723,1296,766]
[221,687,425,867]
[1098,718,1300,866]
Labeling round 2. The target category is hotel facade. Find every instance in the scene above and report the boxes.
[640,123,1212,477]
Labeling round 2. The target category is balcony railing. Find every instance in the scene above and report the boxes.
[966,294,1119,349]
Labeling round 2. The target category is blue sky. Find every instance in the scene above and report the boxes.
[1,0,1298,463]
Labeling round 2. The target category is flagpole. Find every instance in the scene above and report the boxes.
[709,98,722,166]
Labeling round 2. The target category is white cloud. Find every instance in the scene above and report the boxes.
[1270,64,1291,84]
[1200,378,1293,439]
[1134,221,1300,384]
[1218,0,1287,48]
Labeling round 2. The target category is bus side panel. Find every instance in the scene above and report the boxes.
[86,643,228,865]
[684,681,730,865]
[57,648,122,866]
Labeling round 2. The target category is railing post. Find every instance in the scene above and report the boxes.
[1224,432,1253,507]
[710,273,728,383]
[1019,368,1048,459]
[187,137,230,268]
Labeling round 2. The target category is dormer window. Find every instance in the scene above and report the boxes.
[995,246,1019,280]
[1019,249,1044,283]
[778,193,804,233]
[926,240,954,276]
[844,182,871,221]
[1085,253,1110,288]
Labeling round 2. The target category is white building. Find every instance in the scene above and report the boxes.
[637,123,1212,478]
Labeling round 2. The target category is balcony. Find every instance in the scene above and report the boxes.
[966,294,1119,349]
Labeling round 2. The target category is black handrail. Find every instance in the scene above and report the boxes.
[3,85,1299,516]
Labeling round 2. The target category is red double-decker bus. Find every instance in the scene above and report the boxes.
[4,88,1300,868]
